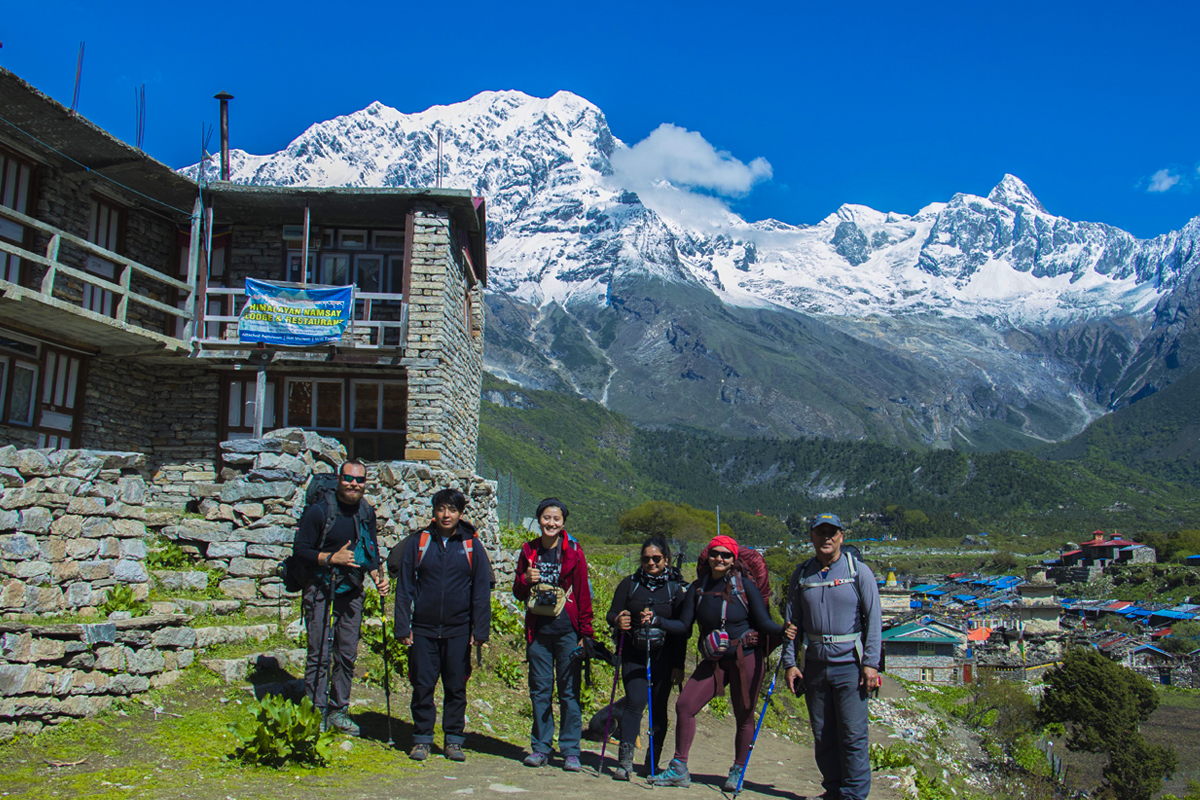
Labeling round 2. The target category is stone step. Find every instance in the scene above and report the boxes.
[202,647,306,684]
[148,598,245,617]
[193,622,278,649]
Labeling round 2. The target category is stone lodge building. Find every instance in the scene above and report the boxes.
[0,68,487,499]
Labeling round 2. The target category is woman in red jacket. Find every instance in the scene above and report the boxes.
[512,498,594,772]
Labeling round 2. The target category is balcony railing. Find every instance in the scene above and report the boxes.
[199,286,408,349]
[0,204,195,340]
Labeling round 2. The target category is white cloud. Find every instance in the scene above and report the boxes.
[612,124,772,196]
[608,124,772,231]
[1147,168,1181,193]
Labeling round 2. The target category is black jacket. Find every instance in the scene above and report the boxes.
[292,496,380,591]
[606,571,688,669]
[393,520,492,642]
[660,574,782,644]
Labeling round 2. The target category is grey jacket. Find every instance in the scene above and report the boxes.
[780,553,882,670]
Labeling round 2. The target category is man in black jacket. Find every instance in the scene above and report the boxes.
[292,460,388,736]
[393,488,492,762]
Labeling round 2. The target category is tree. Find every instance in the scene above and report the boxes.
[961,675,1040,755]
[1040,648,1176,800]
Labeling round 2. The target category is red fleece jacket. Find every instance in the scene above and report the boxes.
[511,533,594,643]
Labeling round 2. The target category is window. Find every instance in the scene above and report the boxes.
[85,198,123,316]
[306,228,404,294]
[0,149,34,284]
[8,362,36,425]
[917,643,936,656]
[350,380,406,431]
[228,379,277,430]
[920,668,935,682]
[286,378,343,430]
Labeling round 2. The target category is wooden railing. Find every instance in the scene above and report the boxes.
[199,286,408,349]
[0,204,195,338]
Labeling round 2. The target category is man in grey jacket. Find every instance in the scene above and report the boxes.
[782,513,882,800]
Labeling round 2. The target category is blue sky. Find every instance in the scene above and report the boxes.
[3,0,1197,239]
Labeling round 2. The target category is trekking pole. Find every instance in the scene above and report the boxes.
[321,570,341,729]
[735,650,784,795]
[645,616,656,782]
[597,632,624,775]
[378,590,393,747]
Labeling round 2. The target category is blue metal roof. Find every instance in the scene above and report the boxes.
[911,584,940,593]
[1150,610,1197,620]
[925,589,947,597]
[953,594,976,603]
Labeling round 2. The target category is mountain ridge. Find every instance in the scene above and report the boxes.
[186,90,1200,447]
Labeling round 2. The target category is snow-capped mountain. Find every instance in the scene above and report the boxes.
[188,90,1200,449]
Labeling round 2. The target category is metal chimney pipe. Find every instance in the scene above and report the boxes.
[214,91,234,180]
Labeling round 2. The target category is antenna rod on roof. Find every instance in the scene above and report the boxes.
[70,42,85,114]
[436,129,443,189]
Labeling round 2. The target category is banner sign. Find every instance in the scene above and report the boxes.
[237,278,354,346]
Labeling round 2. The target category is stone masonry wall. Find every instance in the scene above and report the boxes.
[82,358,219,474]
[0,447,153,617]
[0,615,197,738]
[403,205,484,471]
[167,428,501,615]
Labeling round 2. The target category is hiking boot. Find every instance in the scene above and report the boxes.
[444,742,466,762]
[650,758,691,787]
[409,743,431,761]
[723,763,745,792]
[524,751,550,768]
[612,742,635,781]
[325,709,360,737]
[563,755,582,772]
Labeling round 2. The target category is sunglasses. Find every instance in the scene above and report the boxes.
[709,550,734,561]
[641,555,664,564]
[339,474,366,485]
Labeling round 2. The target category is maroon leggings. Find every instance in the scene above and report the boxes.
[672,647,765,766]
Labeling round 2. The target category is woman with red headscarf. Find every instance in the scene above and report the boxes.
[649,535,795,790]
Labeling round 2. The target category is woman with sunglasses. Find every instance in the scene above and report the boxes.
[605,536,687,780]
[512,498,594,772]
[651,535,795,790]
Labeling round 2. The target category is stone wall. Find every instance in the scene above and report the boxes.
[82,358,219,476]
[0,447,153,617]
[403,205,485,471]
[0,615,196,737]
[164,429,501,614]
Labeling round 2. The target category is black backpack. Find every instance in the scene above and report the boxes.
[278,473,372,593]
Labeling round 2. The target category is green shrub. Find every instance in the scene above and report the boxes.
[145,539,190,570]
[707,695,730,717]
[229,694,335,767]
[870,743,913,770]
[493,653,524,689]
[205,568,226,599]
[490,596,524,639]
[98,585,149,618]
[360,588,407,685]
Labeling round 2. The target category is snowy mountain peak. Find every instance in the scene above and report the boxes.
[987,173,1047,214]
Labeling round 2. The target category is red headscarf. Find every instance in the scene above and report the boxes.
[706,535,740,560]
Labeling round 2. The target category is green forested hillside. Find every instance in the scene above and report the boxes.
[1044,367,1200,486]
[478,376,1200,540]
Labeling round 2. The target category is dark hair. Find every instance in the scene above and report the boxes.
[535,497,569,521]
[432,488,467,512]
[641,536,671,562]
[339,458,366,475]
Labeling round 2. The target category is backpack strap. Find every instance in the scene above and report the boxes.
[418,529,474,571]
[796,553,868,662]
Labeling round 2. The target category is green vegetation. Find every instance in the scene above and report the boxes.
[1045,367,1200,488]
[229,694,335,768]
[478,376,1200,541]
[98,585,149,618]
[145,538,190,570]
[1040,649,1177,800]
[617,500,732,543]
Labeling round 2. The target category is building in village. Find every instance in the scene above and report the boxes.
[881,618,968,684]
[0,68,487,498]
[1016,567,1061,635]
[1049,531,1156,582]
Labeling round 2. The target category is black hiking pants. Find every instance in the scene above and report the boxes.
[410,633,471,745]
